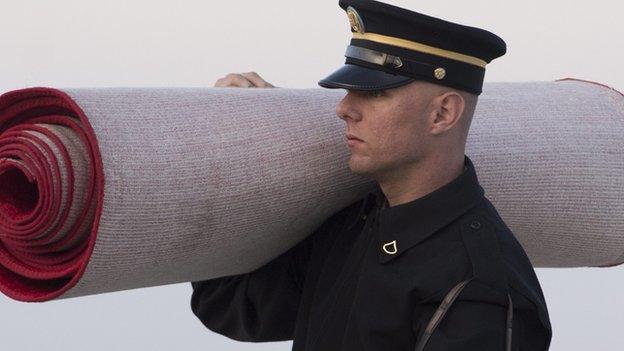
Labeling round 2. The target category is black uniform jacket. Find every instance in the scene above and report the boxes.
[190,155,553,351]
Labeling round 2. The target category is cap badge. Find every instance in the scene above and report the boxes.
[434,67,446,80]
[346,6,365,34]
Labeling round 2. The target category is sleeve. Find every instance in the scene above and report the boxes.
[412,298,509,351]
[189,218,332,343]
[412,297,549,351]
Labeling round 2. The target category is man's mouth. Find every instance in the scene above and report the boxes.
[346,133,363,141]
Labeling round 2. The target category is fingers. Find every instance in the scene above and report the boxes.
[240,72,275,88]
[214,73,254,88]
[213,72,276,88]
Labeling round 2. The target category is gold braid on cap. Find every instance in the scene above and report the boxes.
[352,32,487,68]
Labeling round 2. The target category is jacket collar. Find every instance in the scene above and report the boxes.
[372,155,485,263]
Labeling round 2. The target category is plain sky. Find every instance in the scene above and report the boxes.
[0,1,623,350]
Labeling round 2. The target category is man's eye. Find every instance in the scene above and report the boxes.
[367,90,385,98]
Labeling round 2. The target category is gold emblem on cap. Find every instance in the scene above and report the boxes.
[382,240,398,255]
[346,6,365,34]
[434,67,446,80]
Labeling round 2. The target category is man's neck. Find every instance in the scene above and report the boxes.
[377,154,465,208]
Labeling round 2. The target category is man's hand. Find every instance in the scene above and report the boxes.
[214,72,276,88]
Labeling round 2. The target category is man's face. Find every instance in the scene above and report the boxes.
[336,80,438,179]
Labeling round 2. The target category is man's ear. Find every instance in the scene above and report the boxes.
[430,91,465,135]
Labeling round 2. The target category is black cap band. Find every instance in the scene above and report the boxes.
[345,43,485,94]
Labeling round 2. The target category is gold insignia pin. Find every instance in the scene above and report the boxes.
[382,240,398,255]
[346,6,365,34]
[434,67,446,80]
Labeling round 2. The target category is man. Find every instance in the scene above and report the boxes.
[191,0,552,350]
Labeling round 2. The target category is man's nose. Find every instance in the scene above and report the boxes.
[336,92,361,122]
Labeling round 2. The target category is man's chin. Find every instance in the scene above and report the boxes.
[348,159,375,177]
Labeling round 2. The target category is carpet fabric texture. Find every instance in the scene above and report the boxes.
[0,78,622,302]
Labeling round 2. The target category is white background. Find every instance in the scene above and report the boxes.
[0,1,623,350]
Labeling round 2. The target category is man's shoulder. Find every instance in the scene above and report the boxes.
[452,201,553,349]
[461,196,552,334]
[462,196,534,267]
[456,198,544,299]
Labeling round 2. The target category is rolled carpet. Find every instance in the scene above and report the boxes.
[0,78,622,303]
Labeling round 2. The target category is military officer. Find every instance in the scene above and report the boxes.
[190,0,553,350]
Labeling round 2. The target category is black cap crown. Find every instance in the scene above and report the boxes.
[318,0,507,95]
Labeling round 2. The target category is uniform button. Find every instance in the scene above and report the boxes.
[469,220,482,230]
[361,214,367,220]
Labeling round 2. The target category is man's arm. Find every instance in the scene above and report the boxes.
[189,225,318,342]
[189,200,353,343]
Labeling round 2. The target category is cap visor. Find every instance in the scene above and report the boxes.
[318,63,415,91]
